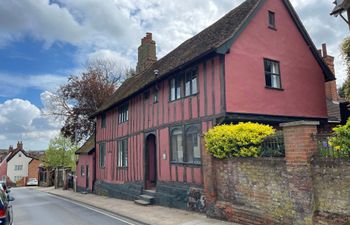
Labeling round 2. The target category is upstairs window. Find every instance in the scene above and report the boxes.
[264,59,281,89]
[170,76,182,101]
[118,103,128,123]
[268,11,276,29]
[15,165,23,171]
[101,112,106,128]
[117,139,128,168]
[184,69,198,97]
[169,67,198,101]
[153,89,158,103]
[99,143,106,168]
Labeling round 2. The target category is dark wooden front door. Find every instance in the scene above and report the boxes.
[145,134,157,190]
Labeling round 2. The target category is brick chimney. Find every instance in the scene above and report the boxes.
[321,43,338,102]
[136,33,157,73]
[17,141,23,150]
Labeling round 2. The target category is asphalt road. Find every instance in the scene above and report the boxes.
[11,187,142,225]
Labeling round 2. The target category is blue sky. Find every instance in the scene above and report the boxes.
[0,0,348,150]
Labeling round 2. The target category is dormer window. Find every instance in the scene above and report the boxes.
[268,11,276,29]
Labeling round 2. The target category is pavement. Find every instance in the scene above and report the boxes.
[32,186,236,225]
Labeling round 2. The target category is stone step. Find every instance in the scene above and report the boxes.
[143,189,156,197]
[134,199,151,206]
[139,194,155,204]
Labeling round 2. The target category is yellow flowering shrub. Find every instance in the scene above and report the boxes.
[204,122,275,159]
[328,118,350,157]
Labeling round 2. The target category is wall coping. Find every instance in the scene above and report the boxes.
[280,120,320,127]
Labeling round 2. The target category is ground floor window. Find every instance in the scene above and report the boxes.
[99,143,106,168]
[170,124,201,164]
[117,139,128,168]
[14,176,22,182]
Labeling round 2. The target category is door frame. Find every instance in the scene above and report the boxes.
[144,131,157,190]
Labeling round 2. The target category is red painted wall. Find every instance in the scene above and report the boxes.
[225,0,327,119]
[76,153,95,191]
[94,55,224,186]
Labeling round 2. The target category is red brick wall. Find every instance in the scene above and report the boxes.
[28,159,40,180]
[204,121,350,225]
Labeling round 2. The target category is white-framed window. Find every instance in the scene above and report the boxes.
[15,165,23,171]
[14,176,22,182]
[264,59,282,89]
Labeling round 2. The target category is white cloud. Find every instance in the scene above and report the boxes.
[0,98,62,150]
[87,49,132,67]
[0,0,346,87]
[0,73,68,97]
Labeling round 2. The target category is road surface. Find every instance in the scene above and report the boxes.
[11,187,142,225]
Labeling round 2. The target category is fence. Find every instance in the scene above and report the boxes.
[260,131,285,157]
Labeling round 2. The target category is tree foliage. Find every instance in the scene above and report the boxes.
[340,37,350,100]
[43,134,78,170]
[204,122,275,159]
[44,58,134,142]
[328,118,350,157]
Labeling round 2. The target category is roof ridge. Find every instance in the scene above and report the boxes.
[92,0,260,116]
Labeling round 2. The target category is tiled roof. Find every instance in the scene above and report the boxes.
[327,100,341,123]
[92,0,335,117]
[75,135,95,155]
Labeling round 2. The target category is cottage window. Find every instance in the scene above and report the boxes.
[170,76,183,101]
[264,59,281,89]
[268,11,276,29]
[171,128,183,162]
[99,143,106,168]
[153,89,158,103]
[184,69,198,97]
[185,126,201,164]
[118,103,128,123]
[170,67,198,101]
[80,165,85,176]
[101,112,106,128]
[170,124,201,164]
[117,139,128,168]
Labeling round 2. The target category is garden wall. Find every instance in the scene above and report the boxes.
[204,121,350,225]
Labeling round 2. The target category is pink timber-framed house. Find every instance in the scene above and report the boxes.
[79,0,335,210]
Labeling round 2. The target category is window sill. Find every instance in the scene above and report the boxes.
[170,161,202,166]
[117,167,128,169]
[265,86,284,91]
[268,26,277,31]
[169,93,199,103]
[118,121,128,125]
